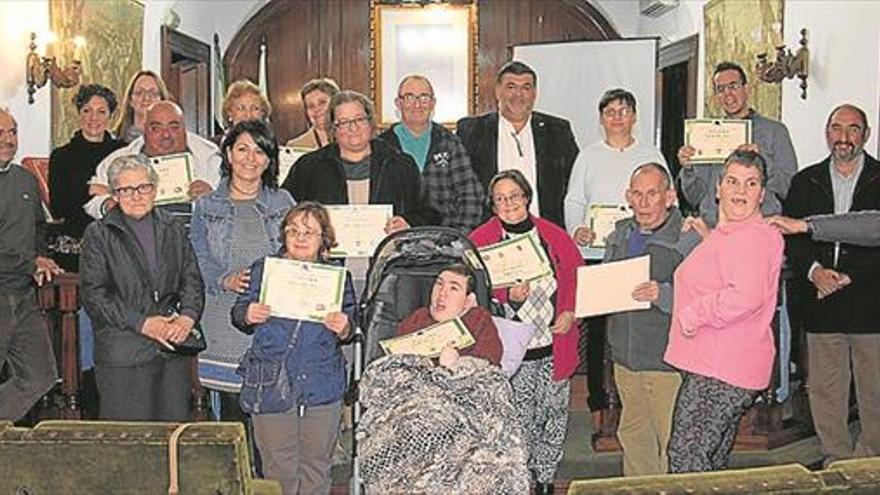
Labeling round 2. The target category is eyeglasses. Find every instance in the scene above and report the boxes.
[285,226,321,240]
[602,107,633,119]
[333,116,370,132]
[399,93,434,105]
[114,183,155,197]
[492,193,526,205]
[714,81,744,94]
[132,89,161,100]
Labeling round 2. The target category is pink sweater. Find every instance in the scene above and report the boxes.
[470,215,584,381]
[664,215,783,390]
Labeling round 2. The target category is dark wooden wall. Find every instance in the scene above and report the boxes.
[224,0,618,142]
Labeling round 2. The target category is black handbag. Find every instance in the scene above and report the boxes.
[162,324,207,355]
[159,307,207,355]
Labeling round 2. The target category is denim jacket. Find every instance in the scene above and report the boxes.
[231,255,358,414]
[190,179,294,295]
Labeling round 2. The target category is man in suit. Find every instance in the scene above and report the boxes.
[457,61,579,228]
[783,104,880,467]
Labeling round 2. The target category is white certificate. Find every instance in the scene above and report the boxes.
[258,257,346,322]
[278,146,307,185]
[589,204,630,248]
[478,233,552,288]
[326,204,393,257]
[575,255,650,318]
[379,318,475,358]
[684,119,752,164]
[151,152,193,204]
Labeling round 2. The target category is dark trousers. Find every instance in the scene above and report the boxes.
[585,315,608,411]
[0,291,58,421]
[668,372,755,473]
[96,354,191,421]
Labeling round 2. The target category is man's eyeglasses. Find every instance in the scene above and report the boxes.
[714,81,744,94]
[399,93,434,105]
[333,116,370,132]
[492,193,526,205]
[285,226,321,240]
[114,183,155,197]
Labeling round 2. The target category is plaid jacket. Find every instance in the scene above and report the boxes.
[379,123,486,233]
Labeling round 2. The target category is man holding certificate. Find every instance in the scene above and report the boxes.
[84,101,221,220]
[678,62,797,223]
[396,263,502,367]
[231,202,357,495]
[601,163,685,476]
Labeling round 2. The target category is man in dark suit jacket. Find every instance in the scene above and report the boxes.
[456,61,579,228]
[783,104,880,467]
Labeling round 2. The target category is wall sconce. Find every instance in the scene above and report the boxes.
[755,28,809,99]
[25,32,84,105]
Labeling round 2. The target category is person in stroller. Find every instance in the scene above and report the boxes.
[397,263,503,368]
[231,201,357,495]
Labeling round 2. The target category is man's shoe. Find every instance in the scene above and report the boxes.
[534,482,554,495]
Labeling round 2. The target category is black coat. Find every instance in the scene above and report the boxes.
[80,207,205,366]
[783,152,880,333]
[281,138,438,226]
[456,111,579,228]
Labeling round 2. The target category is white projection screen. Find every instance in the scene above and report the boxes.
[513,38,659,148]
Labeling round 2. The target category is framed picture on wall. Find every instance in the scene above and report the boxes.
[372,3,477,127]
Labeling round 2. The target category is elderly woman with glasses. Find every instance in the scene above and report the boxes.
[232,201,357,495]
[80,154,205,421]
[190,119,294,419]
[469,169,583,495]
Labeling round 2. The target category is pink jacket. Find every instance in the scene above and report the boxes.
[664,216,783,390]
[470,215,584,381]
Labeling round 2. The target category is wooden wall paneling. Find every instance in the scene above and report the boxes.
[226,0,619,129]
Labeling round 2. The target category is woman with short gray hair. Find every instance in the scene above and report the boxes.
[80,153,205,421]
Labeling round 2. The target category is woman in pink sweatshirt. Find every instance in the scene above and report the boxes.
[664,150,784,472]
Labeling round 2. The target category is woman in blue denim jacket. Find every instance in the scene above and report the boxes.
[190,120,294,418]
[232,201,357,495]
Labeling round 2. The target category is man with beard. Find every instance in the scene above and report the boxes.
[677,62,797,223]
[0,107,61,421]
[783,104,880,466]
[457,61,579,228]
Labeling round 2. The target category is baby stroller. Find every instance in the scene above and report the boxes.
[349,227,529,494]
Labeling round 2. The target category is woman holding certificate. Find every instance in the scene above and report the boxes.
[190,119,294,419]
[664,150,783,472]
[231,202,357,495]
[470,170,583,495]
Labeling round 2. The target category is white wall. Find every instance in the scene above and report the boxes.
[0,1,51,160]
[594,0,880,169]
[781,1,880,165]
[0,0,256,159]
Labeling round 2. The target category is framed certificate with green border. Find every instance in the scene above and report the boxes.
[684,119,752,164]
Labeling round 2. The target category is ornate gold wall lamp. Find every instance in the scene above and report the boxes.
[755,28,809,100]
[25,32,85,104]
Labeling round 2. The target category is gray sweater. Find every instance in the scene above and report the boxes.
[0,164,46,293]
[810,211,880,247]
[604,209,684,372]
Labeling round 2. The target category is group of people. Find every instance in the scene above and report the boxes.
[0,54,877,495]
